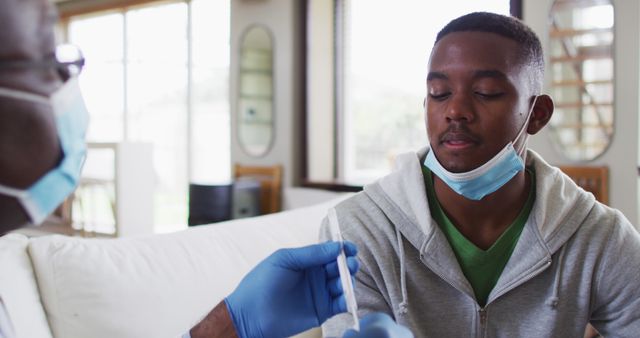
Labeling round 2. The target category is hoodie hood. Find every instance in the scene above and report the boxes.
[369,146,596,251]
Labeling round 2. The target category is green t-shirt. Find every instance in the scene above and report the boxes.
[422,166,535,307]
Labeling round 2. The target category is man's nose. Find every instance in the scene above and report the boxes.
[445,93,474,123]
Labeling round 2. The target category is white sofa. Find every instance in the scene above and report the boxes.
[0,194,351,338]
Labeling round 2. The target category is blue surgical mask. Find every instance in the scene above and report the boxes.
[424,97,537,200]
[0,77,89,224]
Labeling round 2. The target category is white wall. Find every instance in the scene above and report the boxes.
[230,0,304,187]
[525,0,640,225]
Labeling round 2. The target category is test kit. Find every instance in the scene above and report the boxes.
[327,207,359,331]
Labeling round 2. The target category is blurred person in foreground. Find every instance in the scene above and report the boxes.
[0,1,412,337]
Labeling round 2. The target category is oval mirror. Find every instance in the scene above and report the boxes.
[548,0,614,161]
[238,25,274,157]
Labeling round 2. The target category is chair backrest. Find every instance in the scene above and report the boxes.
[558,166,609,205]
[234,164,283,214]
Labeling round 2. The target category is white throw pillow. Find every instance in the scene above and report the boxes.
[28,197,344,338]
[0,234,53,338]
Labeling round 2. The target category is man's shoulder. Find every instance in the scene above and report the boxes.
[566,201,638,254]
[334,191,385,229]
[331,191,401,246]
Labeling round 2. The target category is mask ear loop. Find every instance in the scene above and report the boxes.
[514,96,538,157]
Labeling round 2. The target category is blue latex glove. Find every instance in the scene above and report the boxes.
[225,241,359,338]
[343,313,414,338]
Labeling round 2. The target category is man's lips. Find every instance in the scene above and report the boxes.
[440,132,479,148]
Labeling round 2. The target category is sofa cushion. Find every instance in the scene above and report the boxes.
[0,234,53,338]
[28,196,346,338]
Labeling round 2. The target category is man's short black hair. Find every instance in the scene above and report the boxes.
[435,12,544,92]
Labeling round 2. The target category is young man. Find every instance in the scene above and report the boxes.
[321,12,640,337]
[0,1,413,337]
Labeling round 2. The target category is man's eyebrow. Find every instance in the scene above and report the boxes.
[473,69,508,80]
[426,72,448,81]
[427,69,509,82]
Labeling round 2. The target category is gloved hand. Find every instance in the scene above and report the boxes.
[225,241,359,338]
[343,313,414,338]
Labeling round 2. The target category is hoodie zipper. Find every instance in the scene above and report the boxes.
[422,253,552,337]
[478,307,487,338]
[475,259,550,338]
[420,254,483,335]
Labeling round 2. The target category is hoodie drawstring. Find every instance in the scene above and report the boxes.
[395,227,409,315]
[546,245,567,309]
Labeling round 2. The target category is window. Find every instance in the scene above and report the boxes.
[65,0,230,233]
[336,1,512,185]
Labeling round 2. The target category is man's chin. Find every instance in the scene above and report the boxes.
[440,158,483,173]
[433,148,488,173]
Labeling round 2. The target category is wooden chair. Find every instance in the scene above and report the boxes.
[234,164,283,214]
[558,166,609,205]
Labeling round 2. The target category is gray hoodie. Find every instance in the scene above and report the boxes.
[320,147,640,338]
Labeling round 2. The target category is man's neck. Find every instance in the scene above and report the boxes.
[433,170,531,250]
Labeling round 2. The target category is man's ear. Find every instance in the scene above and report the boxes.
[527,94,554,135]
